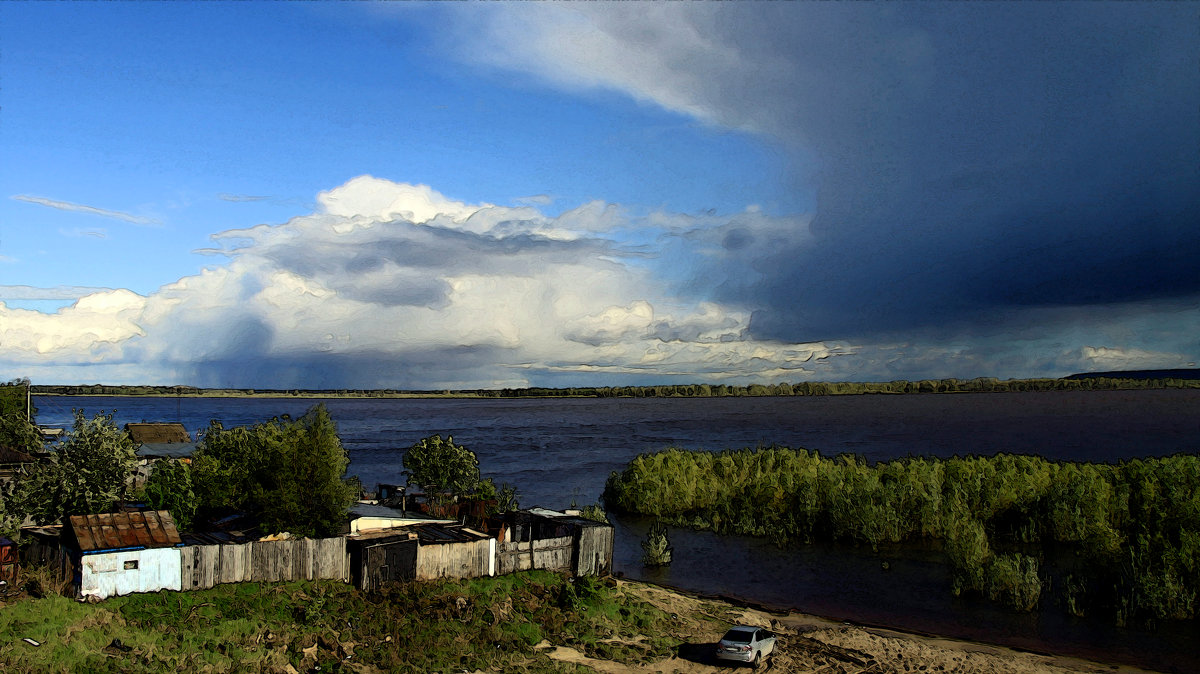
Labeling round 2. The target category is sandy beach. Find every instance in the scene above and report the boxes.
[535,580,1160,674]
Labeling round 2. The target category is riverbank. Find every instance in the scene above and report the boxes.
[610,580,1160,674]
[0,572,1161,673]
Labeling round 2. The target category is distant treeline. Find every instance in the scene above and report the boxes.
[29,373,1200,399]
[604,447,1200,624]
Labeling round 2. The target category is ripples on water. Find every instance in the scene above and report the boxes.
[34,390,1200,671]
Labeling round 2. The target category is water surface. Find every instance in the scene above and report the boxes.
[34,390,1200,671]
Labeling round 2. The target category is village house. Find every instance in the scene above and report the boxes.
[124,422,197,488]
[0,445,37,486]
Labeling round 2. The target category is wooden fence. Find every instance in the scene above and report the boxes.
[497,535,574,575]
[180,537,348,591]
[415,538,493,580]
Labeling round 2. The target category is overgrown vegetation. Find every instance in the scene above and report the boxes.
[15,410,137,528]
[142,459,197,531]
[191,403,357,537]
[0,378,40,453]
[604,447,1200,624]
[0,571,689,673]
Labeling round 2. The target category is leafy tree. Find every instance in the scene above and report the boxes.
[0,478,24,540]
[144,460,198,531]
[18,410,138,524]
[0,378,40,453]
[191,404,356,537]
[402,434,480,503]
[0,415,41,454]
[474,477,520,515]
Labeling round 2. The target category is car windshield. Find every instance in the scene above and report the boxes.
[721,629,755,643]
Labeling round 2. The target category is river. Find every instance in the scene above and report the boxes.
[33,389,1200,671]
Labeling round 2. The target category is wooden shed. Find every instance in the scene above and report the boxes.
[349,523,494,589]
[496,509,614,577]
[349,530,419,591]
[63,510,184,600]
[411,523,494,580]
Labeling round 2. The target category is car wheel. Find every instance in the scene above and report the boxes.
[751,652,761,669]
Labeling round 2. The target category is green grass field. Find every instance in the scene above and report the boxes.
[0,571,715,673]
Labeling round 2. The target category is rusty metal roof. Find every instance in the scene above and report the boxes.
[68,510,183,554]
[125,423,191,445]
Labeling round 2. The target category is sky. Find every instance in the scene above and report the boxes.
[1,2,1197,389]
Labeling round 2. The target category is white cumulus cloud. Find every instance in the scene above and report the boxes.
[0,176,838,388]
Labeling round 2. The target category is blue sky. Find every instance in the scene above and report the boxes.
[1,2,1196,388]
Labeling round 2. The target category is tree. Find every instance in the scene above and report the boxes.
[191,404,357,537]
[0,478,24,540]
[474,477,520,515]
[402,434,480,503]
[0,378,40,453]
[18,410,138,525]
[144,460,197,531]
[0,415,41,454]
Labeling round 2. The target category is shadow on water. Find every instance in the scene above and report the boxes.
[612,516,1199,674]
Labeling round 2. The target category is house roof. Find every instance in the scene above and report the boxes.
[136,442,198,459]
[0,445,37,464]
[125,423,191,445]
[67,510,183,554]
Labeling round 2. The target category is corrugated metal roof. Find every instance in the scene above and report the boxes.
[410,523,491,545]
[125,423,191,445]
[68,510,182,554]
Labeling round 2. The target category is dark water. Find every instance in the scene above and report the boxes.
[34,390,1200,671]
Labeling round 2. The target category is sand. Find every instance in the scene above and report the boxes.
[534,580,1160,674]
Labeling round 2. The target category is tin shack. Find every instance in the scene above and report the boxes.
[63,510,184,600]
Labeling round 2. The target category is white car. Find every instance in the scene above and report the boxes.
[715,625,776,668]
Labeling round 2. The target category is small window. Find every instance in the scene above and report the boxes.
[123,560,139,571]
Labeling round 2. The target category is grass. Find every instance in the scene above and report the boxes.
[0,571,694,673]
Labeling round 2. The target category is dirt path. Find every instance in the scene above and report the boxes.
[538,580,1160,674]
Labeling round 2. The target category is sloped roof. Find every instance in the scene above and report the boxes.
[68,510,182,554]
[125,423,191,445]
[136,442,198,459]
[0,445,37,464]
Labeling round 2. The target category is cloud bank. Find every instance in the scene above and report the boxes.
[2,177,841,387]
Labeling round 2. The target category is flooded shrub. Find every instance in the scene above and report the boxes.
[605,446,1200,622]
[985,553,1042,612]
[641,521,673,567]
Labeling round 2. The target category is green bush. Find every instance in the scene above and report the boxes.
[604,446,1200,621]
[641,521,673,567]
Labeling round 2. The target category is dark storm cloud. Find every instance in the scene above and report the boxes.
[720,3,1200,342]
